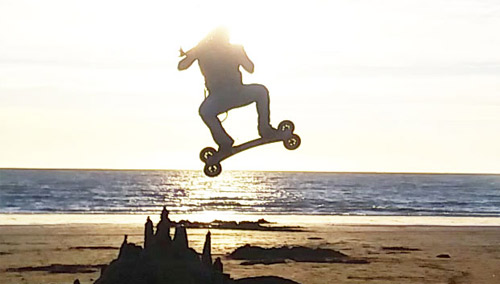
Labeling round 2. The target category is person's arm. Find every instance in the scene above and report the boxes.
[178,47,198,70]
[239,46,254,73]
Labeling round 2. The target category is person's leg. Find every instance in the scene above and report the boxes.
[199,97,234,150]
[234,84,275,137]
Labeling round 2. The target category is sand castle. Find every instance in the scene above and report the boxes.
[91,207,299,284]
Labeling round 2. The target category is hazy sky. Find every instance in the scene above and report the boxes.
[1,0,499,173]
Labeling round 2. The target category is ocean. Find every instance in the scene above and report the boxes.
[0,169,499,217]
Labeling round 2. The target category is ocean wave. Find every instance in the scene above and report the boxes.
[0,169,499,217]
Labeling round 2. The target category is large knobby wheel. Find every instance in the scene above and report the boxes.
[204,163,222,177]
[284,134,301,150]
[200,147,216,163]
[278,120,295,133]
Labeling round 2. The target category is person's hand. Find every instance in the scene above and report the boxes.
[179,47,187,57]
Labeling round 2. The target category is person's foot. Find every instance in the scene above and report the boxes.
[258,125,278,139]
[217,139,234,154]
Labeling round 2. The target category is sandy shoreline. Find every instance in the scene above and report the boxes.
[1,213,500,226]
[0,216,499,283]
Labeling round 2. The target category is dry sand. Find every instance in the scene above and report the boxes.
[0,217,499,284]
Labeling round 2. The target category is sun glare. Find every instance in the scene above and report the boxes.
[174,0,316,74]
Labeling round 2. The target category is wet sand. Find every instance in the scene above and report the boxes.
[0,216,499,284]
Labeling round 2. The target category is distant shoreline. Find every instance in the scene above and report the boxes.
[1,167,499,175]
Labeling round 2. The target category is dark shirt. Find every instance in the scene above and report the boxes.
[197,44,245,92]
[179,42,254,96]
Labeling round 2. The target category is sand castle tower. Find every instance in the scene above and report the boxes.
[202,231,212,267]
[155,206,172,246]
[144,216,154,249]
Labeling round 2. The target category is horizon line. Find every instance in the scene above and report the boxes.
[1,167,499,176]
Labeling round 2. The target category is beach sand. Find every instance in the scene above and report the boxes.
[0,216,499,284]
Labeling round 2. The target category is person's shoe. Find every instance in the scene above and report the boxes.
[217,139,234,154]
[258,125,278,139]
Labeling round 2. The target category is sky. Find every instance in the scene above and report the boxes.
[1,0,499,173]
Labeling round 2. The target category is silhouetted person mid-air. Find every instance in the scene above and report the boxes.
[178,27,277,152]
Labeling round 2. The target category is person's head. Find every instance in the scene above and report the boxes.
[205,26,230,46]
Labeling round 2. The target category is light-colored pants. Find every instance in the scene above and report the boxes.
[199,83,272,147]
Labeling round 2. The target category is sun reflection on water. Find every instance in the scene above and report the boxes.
[166,171,275,217]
